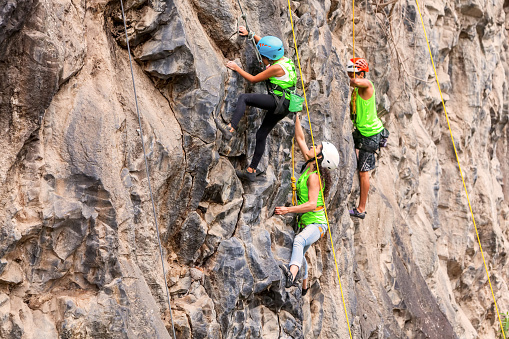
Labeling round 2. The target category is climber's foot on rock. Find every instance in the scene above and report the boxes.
[349,207,366,219]
[279,264,295,288]
[214,117,234,140]
[236,168,256,182]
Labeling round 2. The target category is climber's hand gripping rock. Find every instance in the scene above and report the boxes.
[226,61,241,72]
[275,206,290,215]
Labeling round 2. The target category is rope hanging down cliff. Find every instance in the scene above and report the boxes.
[236,0,263,69]
[285,1,353,338]
[414,1,506,337]
[118,1,177,338]
[291,137,297,206]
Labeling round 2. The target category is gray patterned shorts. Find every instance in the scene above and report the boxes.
[353,130,381,172]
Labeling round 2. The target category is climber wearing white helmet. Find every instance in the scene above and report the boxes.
[215,26,298,182]
[275,114,340,295]
[347,57,387,219]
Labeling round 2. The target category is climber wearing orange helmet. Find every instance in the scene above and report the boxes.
[347,57,386,219]
[215,26,298,182]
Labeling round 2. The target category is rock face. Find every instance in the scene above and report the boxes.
[0,0,508,338]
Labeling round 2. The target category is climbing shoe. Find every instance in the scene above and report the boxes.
[302,287,309,296]
[279,264,295,288]
[236,168,256,182]
[349,207,366,219]
[214,117,234,140]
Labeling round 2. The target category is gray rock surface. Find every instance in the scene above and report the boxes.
[0,0,508,338]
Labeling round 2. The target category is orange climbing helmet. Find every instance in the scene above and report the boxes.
[347,57,369,73]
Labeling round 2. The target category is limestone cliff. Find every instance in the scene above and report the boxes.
[0,0,508,338]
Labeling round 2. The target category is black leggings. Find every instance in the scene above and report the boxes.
[230,93,290,170]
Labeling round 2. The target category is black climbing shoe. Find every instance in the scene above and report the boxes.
[349,207,366,219]
[214,117,234,140]
[302,287,309,296]
[236,168,256,182]
[279,264,295,288]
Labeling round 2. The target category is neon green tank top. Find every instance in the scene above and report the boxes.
[352,80,384,137]
[297,167,327,227]
[269,57,297,100]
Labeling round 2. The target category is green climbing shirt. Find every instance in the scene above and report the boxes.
[297,167,327,227]
[269,57,297,100]
[352,80,384,137]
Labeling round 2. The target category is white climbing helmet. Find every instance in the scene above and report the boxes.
[321,141,340,170]
[346,57,369,73]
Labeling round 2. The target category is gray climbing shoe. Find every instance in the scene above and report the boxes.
[349,207,366,219]
[279,264,295,288]
[236,168,256,182]
[214,117,234,140]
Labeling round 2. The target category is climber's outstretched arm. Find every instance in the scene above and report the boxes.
[275,173,320,215]
[349,77,370,89]
[350,77,374,100]
[226,61,283,83]
[295,115,312,161]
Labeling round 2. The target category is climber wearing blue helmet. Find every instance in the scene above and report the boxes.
[215,26,298,182]
[257,36,285,60]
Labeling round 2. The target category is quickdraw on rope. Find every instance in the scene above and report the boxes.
[291,137,298,206]
[119,2,176,338]
[286,1,353,338]
[414,1,506,338]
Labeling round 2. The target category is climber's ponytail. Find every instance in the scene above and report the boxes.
[317,162,331,199]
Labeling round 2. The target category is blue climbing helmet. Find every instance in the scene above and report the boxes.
[257,36,284,60]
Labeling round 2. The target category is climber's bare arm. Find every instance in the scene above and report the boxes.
[275,174,320,215]
[226,62,284,83]
[295,115,311,160]
[350,77,373,100]
[349,77,370,88]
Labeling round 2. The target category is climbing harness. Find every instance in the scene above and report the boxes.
[285,1,353,338]
[270,85,304,115]
[119,2,176,338]
[270,84,292,116]
[379,128,390,148]
[352,130,380,153]
[414,1,506,337]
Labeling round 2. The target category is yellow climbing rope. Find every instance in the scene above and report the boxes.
[286,1,353,338]
[414,1,506,338]
[291,137,298,206]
